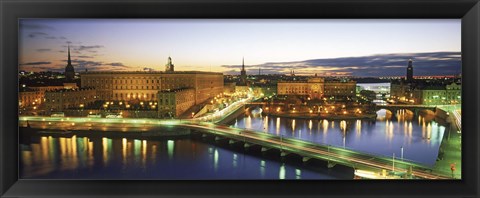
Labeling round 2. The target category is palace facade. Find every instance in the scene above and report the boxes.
[277,76,356,99]
[80,71,223,104]
[80,67,224,117]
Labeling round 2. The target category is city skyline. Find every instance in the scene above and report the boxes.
[19,19,461,76]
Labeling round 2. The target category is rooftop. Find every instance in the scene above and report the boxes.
[45,87,95,93]
[159,87,195,93]
[80,71,222,75]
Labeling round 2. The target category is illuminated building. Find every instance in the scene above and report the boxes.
[411,82,461,105]
[277,74,356,99]
[81,71,223,104]
[390,59,461,105]
[44,88,97,112]
[19,83,79,109]
[157,88,195,117]
[19,89,43,108]
[80,57,223,118]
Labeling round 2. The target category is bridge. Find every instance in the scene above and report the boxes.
[375,104,437,116]
[19,116,451,179]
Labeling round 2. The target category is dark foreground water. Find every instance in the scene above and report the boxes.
[20,134,352,179]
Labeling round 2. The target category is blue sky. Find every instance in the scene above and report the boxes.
[19,19,461,76]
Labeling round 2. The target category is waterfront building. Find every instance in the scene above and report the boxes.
[390,82,411,102]
[277,75,356,99]
[445,82,462,104]
[390,59,461,105]
[323,79,357,98]
[44,88,97,112]
[81,71,223,105]
[411,82,461,105]
[19,83,79,108]
[157,88,195,117]
[19,88,44,108]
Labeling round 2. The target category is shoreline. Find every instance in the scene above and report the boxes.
[19,125,191,141]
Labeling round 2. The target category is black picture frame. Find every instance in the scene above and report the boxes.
[1,0,479,197]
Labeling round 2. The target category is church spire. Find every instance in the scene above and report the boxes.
[64,44,75,82]
[240,57,247,86]
[242,57,245,71]
[67,44,71,65]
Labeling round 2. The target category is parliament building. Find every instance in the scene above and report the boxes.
[277,75,356,99]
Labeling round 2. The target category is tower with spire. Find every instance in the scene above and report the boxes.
[240,57,247,85]
[64,45,75,82]
[165,56,175,72]
[406,59,413,82]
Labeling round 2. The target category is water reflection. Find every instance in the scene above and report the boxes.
[279,163,286,179]
[20,134,347,179]
[214,148,219,172]
[295,169,302,179]
[167,140,174,159]
[260,160,266,177]
[233,112,446,166]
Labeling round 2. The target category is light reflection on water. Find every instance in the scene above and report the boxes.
[233,112,445,166]
[20,135,349,179]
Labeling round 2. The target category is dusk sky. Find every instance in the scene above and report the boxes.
[19,19,461,76]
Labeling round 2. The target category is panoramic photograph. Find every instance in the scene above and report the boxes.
[18,19,461,180]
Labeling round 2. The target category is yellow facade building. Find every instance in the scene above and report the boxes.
[157,88,196,117]
[80,71,223,103]
[277,77,356,99]
[44,88,97,112]
[80,71,223,117]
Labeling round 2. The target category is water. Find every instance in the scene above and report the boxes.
[20,134,351,179]
[232,110,446,166]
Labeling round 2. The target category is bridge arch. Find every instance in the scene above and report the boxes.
[418,109,435,116]
[376,109,393,120]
